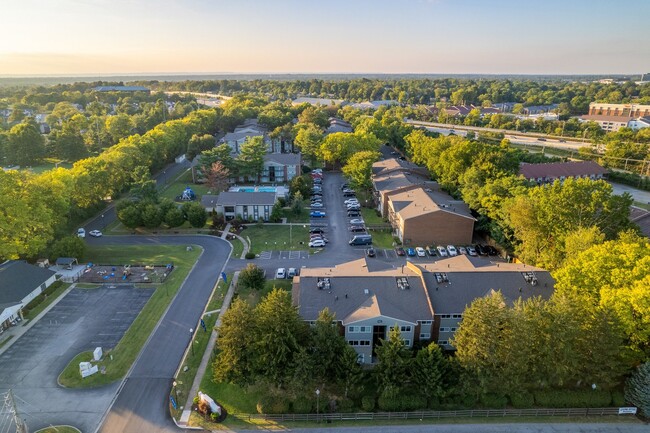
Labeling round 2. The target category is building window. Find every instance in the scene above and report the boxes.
[400,325,412,332]
[420,333,431,339]
[440,327,450,332]
[440,314,451,319]
[419,320,432,325]
[438,340,448,345]
[452,314,463,319]
[404,340,411,346]
[451,327,457,332]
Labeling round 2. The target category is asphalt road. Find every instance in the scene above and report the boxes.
[88,235,231,433]
[236,422,647,433]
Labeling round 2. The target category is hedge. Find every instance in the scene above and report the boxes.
[22,280,64,315]
[256,396,290,414]
[509,391,535,409]
[361,395,376,411]
[480,393,508,409]
[534,389,612,408]
[291,397,313,414]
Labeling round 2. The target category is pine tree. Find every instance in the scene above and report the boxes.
[625,362,650,417]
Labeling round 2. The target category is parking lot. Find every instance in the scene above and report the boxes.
[0,285,154,432]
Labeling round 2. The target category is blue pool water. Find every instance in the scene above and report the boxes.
[257,187,277,192]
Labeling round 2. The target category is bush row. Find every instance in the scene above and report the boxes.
[255,389,624,414]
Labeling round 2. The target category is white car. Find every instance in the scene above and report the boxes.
[89,230,103,237]
[349,218,364,225]
[466,246,477,256]
[458,246,467,255]
[447,245,458,256]
[437,246,448,257]
[344,199,359,205]
[310,202,324,208]
[415,247,426,257]
[288,268,298,278]
[309,239,326,248]
[276,268,287,279]
[77,228,86,238]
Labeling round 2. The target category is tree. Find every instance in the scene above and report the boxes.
[374,326,411,394]
[141,204,163,229]
[294,124,323,166]
[297,106,329,128]
[320,132,381,165]
[291,192,305,216]
[199,143,236,174]
[337,345,363,398]
[236,136,266,182]
[625,362,650,417]
[238,263,266,291]
[289,175,313,200]
[164,207,185,228]
[310,308,347,383]
[49,236,86,261]
[185,202,207,228]
[411,343,449,404]
[204,161,230,192]
[187,134,216,160]
[6,121,45,166]
[342,150,381,190]
[117,203,143,229]
[50,128,88,161]
[253,288,308,385]
[105,113,135,144]
[213,299,257,385]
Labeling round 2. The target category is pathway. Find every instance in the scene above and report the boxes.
[178,270,240,427]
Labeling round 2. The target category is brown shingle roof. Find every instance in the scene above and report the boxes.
[389,187,474,221]
[519,161,608,180]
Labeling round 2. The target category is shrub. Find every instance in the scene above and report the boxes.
[292,397,313,413]
[480,393,508,409]
[210,412,218,421]
[461,393,477,408]
[509,391,535,409]
[427,396,441,410]
[193,396,200,405]
[378,392,401,411]
[257,396,290,414]
[338,398,354,413]
[361,395,376,412]
[400,395,427,411]
[611,390,626,407]
[534,389,612,408]
[245,252,256,259]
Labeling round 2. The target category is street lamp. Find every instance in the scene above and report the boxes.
[315,389,320,422]
[172,380,179,400]
[101,214,105,230]
[190,328,194,356]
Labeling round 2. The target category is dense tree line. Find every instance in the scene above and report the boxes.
[0,109,218,261]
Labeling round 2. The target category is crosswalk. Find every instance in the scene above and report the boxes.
[258,250,309,260]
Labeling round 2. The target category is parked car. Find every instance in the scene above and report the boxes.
[437,246,448,257]
[486,245,499,256]
[349,234,373,246]
[347,211,361,217]
[344,198,359,205]
[309,239,326,248]
[313,179,322,185]
[343,192,356,197]
[310,211,327,218]
[349,218,364,225]
[415,247,426,257]
[395,247,406,256]
[309,227,326,234]
[340,183,349,190]
[288,268,299,278]
[349,225,366,233]
[310,202,324,208]
[342,188,355,194]
[89,230,103,237]
[310,235,329,243]
[537,137,547,141]
[426,245,437,256]
[347,205,361,211]
[366,247,376,257]
[446,245,458,256]
[458,246,468,255]
[276,268,287,279]
[406,247,416,257]
[77,228,86,238]
[466,245,477,256]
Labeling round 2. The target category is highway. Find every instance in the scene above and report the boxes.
[406,119,588,151]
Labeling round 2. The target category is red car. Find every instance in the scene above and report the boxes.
[395,247,406,256]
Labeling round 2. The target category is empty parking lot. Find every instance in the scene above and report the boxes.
[0,285,154,432]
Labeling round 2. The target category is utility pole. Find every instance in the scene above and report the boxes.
[3,390,28,433]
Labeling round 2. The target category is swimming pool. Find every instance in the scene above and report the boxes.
[230,186,277,193]
[258,187,277,192]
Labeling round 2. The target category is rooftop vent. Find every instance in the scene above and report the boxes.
[434,272,449,284]
[317,277,331,290]
[364,288,370,295]
[396,277,410,290]
[522,272,538,286]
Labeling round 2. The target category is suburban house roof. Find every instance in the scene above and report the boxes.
[326,118,353,134]
[292,97,346,106]
[0,261,56,305]
[293,258,434,325]
[350,100,399,110]
[263,153,301,166]
[207,191,277,207]
[519,161,608,180]
[373,172,428,196]
[222,130,264,143]
[389,187,475,221]
[630,206,650,238]
[412,255,555,314]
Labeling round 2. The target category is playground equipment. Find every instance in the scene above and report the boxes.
[122,265,132,280]
[177,187,196,201]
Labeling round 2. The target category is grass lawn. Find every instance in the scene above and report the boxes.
[367,229,398,249]
[241,225,309,254]
[24,159,73,174]
[34,426,81,433]
[230,237,245,258]
[634,201,650,211]
[280,208,310,223]
[0,335,14,350]
[360,207,386,225]
[58,244,202,388]
[159,169,215,201]
[23,283,71,321]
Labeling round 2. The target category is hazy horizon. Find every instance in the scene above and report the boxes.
[1,0,649,76]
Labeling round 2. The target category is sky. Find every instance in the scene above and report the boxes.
[1,0,649,76]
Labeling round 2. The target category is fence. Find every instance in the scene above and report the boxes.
[239,407,630,423]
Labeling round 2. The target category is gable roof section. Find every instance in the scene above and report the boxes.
[373,171,427,196]
[372,158,424,177]
[0,261,56,305]
[208,191,277,206]
[519,161,608,180]
[389,187,475,221]
[263,153,301,166]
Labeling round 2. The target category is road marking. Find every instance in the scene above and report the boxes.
[259,251,272,259]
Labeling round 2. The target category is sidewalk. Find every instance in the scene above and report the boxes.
[178,271,240,427]
[220,224,250,259]
[0,283,77,357]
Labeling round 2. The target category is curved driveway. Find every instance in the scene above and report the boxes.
[89,235,231,433]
